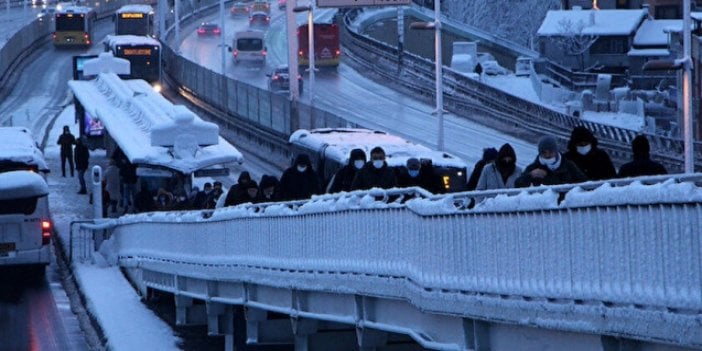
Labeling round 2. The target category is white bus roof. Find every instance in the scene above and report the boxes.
[116,4,154,14]
[0,127,49,172]
[0,171,49,199]
[105,35,161,48]
[289,128,467,169]
[57,5,93,14]
[68,73,244,174]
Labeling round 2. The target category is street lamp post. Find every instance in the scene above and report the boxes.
[410,0,444,151]
[293,4,315,101]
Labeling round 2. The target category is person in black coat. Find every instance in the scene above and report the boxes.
[73,137,90,194]
[192,182,212,209]
[351,146,397,190]
[617,135,667,178]
[259,175,280,202]
[57,125,76,177]
[396,157,440,193]
[224,171,253,207]
[515,136,587,187]
[564,126,616,181]
[466,147,498,190]
[279,154,321,201]
[328,148,366,193]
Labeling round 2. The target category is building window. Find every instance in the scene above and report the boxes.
[655,5,680,19]
[616,0,629,8]
[589,37,629,54]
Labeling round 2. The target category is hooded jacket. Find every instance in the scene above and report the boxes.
[351,160,397,191]
[515,153,587,187]
[466,147,498,190]
[224,171,253,206]
[476,143,522,190]
[328,148,366,193]
[279,154,321,200]
[617,135,667,178]
[563,126,616,181]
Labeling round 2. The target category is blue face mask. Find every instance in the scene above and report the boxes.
[408,169,420,178]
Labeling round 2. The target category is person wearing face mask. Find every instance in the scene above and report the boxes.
[617,135,667,178]
[327,148,367,193]
[515,136,586,188]
[224,171,253,207]
[351,146,397,191]
[279,154,321,201]
[397,157,440,193]
[259,175,280,202]
[563,126,616,181]
[476,143,522,191]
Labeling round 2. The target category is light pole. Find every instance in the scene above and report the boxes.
[293,3,315,101]
[410,0,444,151]
[285,0,300,102]
[642,0,694,173]
[219,0,226,75]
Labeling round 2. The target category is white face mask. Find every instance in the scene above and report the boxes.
[354,160,365,169]
[576,144,591,155]
[408,169,420,178]
[372,160,384,169]
[297,165,307,173]
[539,156,556,166]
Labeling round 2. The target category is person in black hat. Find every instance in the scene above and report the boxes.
[351,146,397,191]
[259,175,280,202]
[467,147,498,191]
[279,154,321,201]
[57,125,76,177]
[515,136,586,187]
[617,135,667,178]
[327,148,366,194]
[224,171,253,207]
[397,157,440,193]
[564,126,616,181]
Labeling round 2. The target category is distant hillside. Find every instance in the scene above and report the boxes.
[444,0,560,49]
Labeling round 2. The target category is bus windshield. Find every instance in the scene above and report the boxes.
[116,16,150,36]
[237,38,262,51]
[56,14,85,31]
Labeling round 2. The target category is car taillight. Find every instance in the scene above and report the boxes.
[298,50,304,56]
[214,28,221,34]
[262,49,267,56]
[198,28,205,34]
[233,50,238,57]
[41,220,51,245]
[272,75,279,80]
[335,49,341,57]
[51,32,56,39]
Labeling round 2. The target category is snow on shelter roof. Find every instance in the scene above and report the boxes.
[116,4,153,14]
[68,73,243,174]
[633,19,681,47]
[0,171,48,199]
[0,127,49,172]
[537,9,647,37]
[105,35,161,48]
[289,128,467,169]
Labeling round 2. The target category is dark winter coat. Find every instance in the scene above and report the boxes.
[57,133,76,156]
[351,162,397,190]
[617,135,667,178]
[279,154,321,201]
[119,163,138,184]
[396,165,440,193]
[224,172,253,207]
[466,148,498,190]
[74,142,90,171]
[515,154,587,187]
[328,149,366,193]
[563,126,616,181]
[259,175,281,202]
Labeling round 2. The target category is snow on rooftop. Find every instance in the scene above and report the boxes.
[116,4,154,14]
[627,48,670,57]
[68,73,243,174]
[289,128,467,169]
[105,34,161,48]
[633,19,680,47]
[0,127,49,171]
[537,9,647,36]
[82,52,131,76]
[0,171,49,199]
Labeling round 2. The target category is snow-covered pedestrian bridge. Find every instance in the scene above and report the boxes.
[73,175,702,350]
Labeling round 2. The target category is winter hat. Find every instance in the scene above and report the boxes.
[406,157,421,170]
[370,146,386,157]
[245,180,259,190]
[568,126,596,151]
[238,171,252,184]
[349,148,367,163]
[632,135,650,158]
[497,143,516,161]
[482,147,498,162]
[294,154,312,167]
[259,175,278,189]
[538,136,559,154]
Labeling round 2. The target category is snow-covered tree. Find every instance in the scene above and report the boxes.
[552,17,598,71]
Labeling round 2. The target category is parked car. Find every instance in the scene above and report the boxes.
[197,22,221,36]
[248,11,270,28]
[230,2,250,17]
[481,60,509,76]
[250,0,270,14]
[268,65,303,94]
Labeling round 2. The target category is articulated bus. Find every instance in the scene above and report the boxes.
[104,35,161,83]
[53,6,96,47]
[297,23,340,68]
[114,4,155,37]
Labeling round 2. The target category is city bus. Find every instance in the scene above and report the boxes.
[53,5,96,48]
[114,4,155,37]
[297,23,340,68]
[104,35,161,83]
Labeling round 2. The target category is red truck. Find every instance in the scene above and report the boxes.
[297,23,340,68]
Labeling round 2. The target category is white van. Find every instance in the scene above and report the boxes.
[230,30,266,65]
[0,171,52,275]
[0,127,50,175]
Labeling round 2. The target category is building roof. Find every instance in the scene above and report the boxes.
[537,8,648,36]
[68,73,243,175]
[633,19,681,47]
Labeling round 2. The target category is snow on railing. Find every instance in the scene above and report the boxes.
[77,175,702,316]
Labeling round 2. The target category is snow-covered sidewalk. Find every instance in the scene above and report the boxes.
[46,106,181,350]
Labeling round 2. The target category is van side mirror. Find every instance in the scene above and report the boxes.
[227,46,232,52]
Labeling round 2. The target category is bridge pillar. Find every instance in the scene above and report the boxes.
[206,302,235,351]
[291,317,319,351]
[174,295,206,326]
[356,326,388,351]
[601,336,641,351]
[463,318,491,351]
[245,307,268,344]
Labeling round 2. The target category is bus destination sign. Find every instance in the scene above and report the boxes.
[121,13,144,18]
[316,0,410,8]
